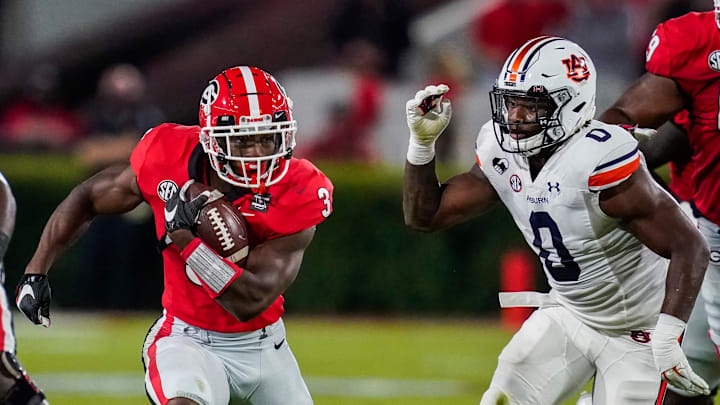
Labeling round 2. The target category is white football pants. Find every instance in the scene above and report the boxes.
[142,313,312,405]
[480,305,661,405]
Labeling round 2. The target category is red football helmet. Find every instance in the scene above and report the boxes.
[199,66,296,188]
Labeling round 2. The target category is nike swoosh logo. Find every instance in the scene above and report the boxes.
[274,338,285,350]
[541,73,559,78]
[18,284,35,302]
[164,206,177,222]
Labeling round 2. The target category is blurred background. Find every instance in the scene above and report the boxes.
[0,0,711,404]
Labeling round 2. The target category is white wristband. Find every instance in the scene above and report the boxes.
[406,137,436,166]
[654,313,686,345]
[186,242,239,295]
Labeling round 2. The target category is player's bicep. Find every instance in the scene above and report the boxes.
[598,166,693,258]
[602,73,686,128]
[86,164,143,215]
[431,164,499,230]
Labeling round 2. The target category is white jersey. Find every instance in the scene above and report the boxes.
[475,120,668,332]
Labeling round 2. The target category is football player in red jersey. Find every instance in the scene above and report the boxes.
[599,4,720,404]
[0,172,49,405]
[15,66,333,405]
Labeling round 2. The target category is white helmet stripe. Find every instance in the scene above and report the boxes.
[239,66,261,117]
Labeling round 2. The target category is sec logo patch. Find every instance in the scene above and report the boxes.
[709,51,720,72]
[510,174,522,192]
[157,180,178,202]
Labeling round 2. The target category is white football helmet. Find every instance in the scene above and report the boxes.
[490,36,596,156]
[715,0,720,30]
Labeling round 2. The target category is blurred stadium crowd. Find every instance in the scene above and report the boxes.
[0,0,710,166]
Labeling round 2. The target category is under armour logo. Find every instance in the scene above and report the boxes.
[529,85,547,96]
[547,182,560,193]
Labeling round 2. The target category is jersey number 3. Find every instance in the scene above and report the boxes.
[317,187,331,218]
[529,211,580,282]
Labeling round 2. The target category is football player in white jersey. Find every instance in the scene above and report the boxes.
[403,36,710,404]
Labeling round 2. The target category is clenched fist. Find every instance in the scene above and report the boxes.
[406,84,452,165]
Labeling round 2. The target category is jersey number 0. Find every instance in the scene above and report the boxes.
[529,211,581,282]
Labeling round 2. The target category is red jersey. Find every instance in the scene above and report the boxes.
[130,123,333,332]
[645,11,720,224]
[668,110,694,202]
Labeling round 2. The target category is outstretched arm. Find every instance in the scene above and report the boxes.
[17,164,143,326]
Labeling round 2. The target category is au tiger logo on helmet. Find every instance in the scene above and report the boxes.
[562,54,591,83]
[198,66,297,189]
[490,36,597,157]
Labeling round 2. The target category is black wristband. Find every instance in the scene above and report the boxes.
[0,233,9,261]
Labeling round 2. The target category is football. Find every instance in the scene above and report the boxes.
[185,182,249,266]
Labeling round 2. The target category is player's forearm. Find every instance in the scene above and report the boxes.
[26,184,97,275]
[661,237,709,321]
[217,278,274,322]
[403,160,442,231]
[219,257,300,321]
[598,107,635,126]
[181,238,298,321]
[182,228,310,322]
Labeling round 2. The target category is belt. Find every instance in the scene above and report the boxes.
[498,291,558,308]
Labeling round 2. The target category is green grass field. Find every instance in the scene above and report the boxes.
[12,313,599,404]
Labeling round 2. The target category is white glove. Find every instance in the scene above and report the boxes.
[652,313,710,396]
[406,84,452,165]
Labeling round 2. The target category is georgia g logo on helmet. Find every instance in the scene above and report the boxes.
[200,80,220,116]
[562,54,591,83]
